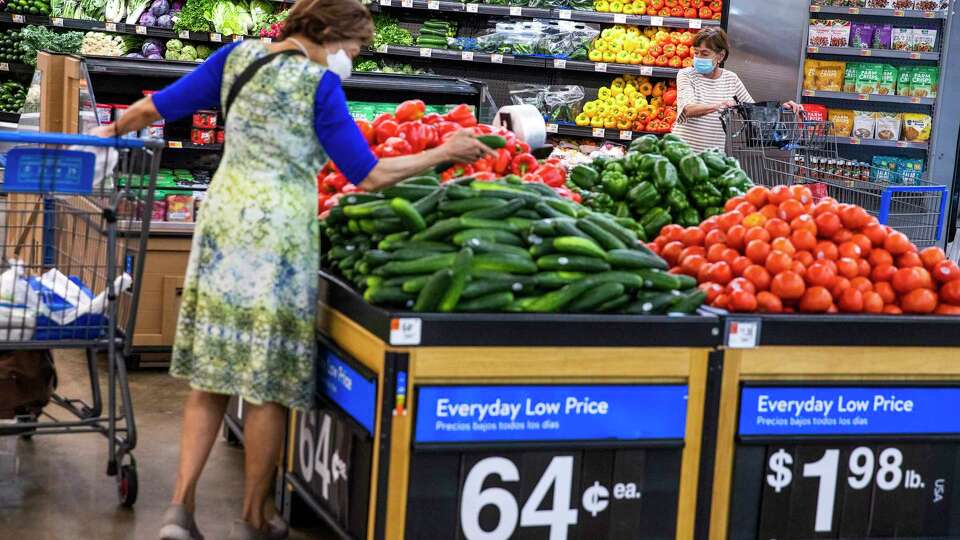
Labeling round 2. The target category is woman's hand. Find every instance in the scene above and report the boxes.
[89,124,118,138]
[783,101,803,111]
[715,99,737,112]
[439,129,498,163]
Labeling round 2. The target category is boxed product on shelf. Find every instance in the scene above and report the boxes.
[871,155,925,184]
[903,113,932,141]
[875,111,902,140]
[828,108,854,136]
[852,110,876,138]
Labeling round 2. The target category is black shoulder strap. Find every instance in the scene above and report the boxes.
[223,49,304,120]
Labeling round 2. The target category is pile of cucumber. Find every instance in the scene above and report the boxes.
[322,176,706,314]
[416,19,456,49]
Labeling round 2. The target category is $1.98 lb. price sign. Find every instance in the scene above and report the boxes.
[730,386,960,540]
[405,384,689,539]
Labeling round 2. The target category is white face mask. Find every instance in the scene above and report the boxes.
[326,48,353,80]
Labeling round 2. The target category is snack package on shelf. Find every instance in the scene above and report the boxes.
[852,110,876,139]
[878,64,898,95]
[903,113,932,141]
[875,112,902,141]
[816,60,846,91]
[842,62,859,92]
[854,63,882,94]
[873,24,893,49]
[828,109,855,136]
[830,19,852,47]
[897,66,914,96]
[849,23,874,48]
[910,66,938,97]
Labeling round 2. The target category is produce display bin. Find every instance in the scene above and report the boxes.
[708,314,960,540]
[280,271,723,540]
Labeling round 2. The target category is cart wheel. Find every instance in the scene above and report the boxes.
[117,465,138,507]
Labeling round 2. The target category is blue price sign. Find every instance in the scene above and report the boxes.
[739,386,960,436]
[415,384,688,443]
[4,148,95,194]
[318,350,376,434]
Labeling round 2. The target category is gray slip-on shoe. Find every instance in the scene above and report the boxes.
[157,504,204,540]
[227,520,268,540]
[266,515,289,540]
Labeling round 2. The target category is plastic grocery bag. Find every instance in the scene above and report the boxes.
[36,269,132,327]
[66,144,118,191]
[0,261,40,341]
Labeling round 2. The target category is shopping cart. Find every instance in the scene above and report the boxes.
[0,131,161,507]
[721,106,948,248]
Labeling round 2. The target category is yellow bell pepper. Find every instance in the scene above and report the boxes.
[626,27,639,37]
[602,51,617,63]
[583,101,598,114]
[609,1,623,12]
[594,0,610,11]
[629,52,642,64]
[617,119,632,130]
[634,0,646,10]
[622,4,634,14]
[615,93,629,105]
[590,116,604,128]
[611,77,625,89]
[616,50,631,64]
[607,40,622,52]
[600,28,615,39]
[575,113,591,126]
[643,27,656,38]
[597,88,611,100]
[588,49,604,62]
[634,95,648,107]
[622,38,636,52]
[610,86,622,97]
[604,117,618,129]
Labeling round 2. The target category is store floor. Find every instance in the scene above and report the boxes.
[0,350,333,540]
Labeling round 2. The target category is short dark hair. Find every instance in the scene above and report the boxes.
[693,27,729,61]
[280,0,374,46]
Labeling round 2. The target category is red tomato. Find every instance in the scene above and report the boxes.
[874,282,896,304]
[771,271,806,301]
[661,225,685,244]
[745,240,772,265]
[795,250,815,268]
[735,202,758,216]
[743,265,771,291]
[790,214,818,235]
[851,234,872,253]
[799,286,833,313]
[726,225,747,251]
[699,282,724,303]
[884,231,914,255]
[717,211,744,232]
[660,241,685,266]
[759,204,780,220]
[724,197,745,213]
[814,212,842,239]
[727,277,757,294]
[896,251,923,269]
[743,212,768,229]
[789,185,814,205]
[863,291,884,313]
[869,249,894,268]
[934,304,960,315]
[840,205,871,230]
[814,241,839,261]
[700,218,720,233]
[831,277,851,298]
[679,246,707,263]
[706,261,733,285]
[707,243,727,263]
[836,257,859,279]
[732,256,753,277]
[920,246,947,270]
[764,219,791,239]
[813,198,840,217]
[806,261,838,288]
[933,260,960,283]
[940,280,960,305]
[683,227,705,247]
[857,258,872,277]
[720,248,739,265]
[681,254,707,276]
[771,237,796,256]
[837,241,862,260]
[883,304,903,315]
[832,229,854,245]
[756,291,783,313]
[850,277,874,293]
[901,288,937,314]
[838,288,864,313]
[871,264,897,283]
[765,250,794,275]
[729,290,758,312]
[892,267,925,294]
[744,227,772,244]
[768,185,793,205]
[777,199,806,222]
[792,260,808,275]
[745,186,769,208]
[705,228,728,248]
[713,293,730,310]
[862,223,888,247]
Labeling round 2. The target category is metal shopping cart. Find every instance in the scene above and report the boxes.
[0,131,161,507]
[720,105,948,248]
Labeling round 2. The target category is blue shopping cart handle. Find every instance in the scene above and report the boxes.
[0,131,155,149]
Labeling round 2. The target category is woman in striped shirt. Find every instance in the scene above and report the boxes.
[672,28,800,153]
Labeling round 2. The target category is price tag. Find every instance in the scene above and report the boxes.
[847,6,860,13]
[233,35,244,42]
[401,0,413,7]
[377,44,388,53]
[619,130,633,141]
[105,22,117,31]
[923,10,935,17]
[51,17,63,26]
[640,66,653,76]
[809,4,821,11]
[896,141,910,148]
[260,37,272,43]
[910,97,922,104]
[178,30,190,39]
[688,18,702,29]
[510,6,522,15]
[210,33,222,42]
[650,16,663,26]
[428,0,439,8]
[910,52,920,59]
[380,0,391,5]
[849,137,860,145]
[390,318,422,346]
[545,123,558,133]
[613,13,626,23]
[553,58,566,69]
[808,47,819,53]
[592,127,605,138]
[466,2,478,12]
[594,62,607,72]
[860,49,872,56]
[893,9,905,15]
[11,14,24,23]
[726,319,760,348]
[803,89,816,97]
[857,93,869,101]
[168,141,183,148]
[557,9,571,19]
[0,63,8,71]
[135,25,147,35]
[491,53,504,63]
[461,51,473,61]
[419,47,432,57]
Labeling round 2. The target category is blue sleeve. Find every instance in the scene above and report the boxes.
[152,42,241,122]
[315,71,378,185]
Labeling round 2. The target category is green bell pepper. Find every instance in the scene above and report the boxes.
[724,156,741,169]
[614,201,631,219]
[679,207,701,228]
[666,188,690,213]
[604,161,625,174]
[718,168,751,189]
[627,181,659,213]
[629,134,660,154]
[700,150,730,177]
[639,154,665,176]
[602,171,630,200]
[691,183,723,209]
[660,133,685,147]
[703,206,723,218]
[639,207,672,238]
[662,143,694,167]
[623,151,644,175]
[652,159,680,193]
[570,164,600,189]
[678,154,710,188]
[592,155,608,170]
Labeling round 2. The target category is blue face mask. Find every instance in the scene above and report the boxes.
[693,57,715,75]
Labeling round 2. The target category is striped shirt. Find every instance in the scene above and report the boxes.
[672,67,754,154]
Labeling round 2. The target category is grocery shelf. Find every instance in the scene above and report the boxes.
[165,140,222,151]
[826,135,929,150]
[549,122,666,142]
[84,55,199,76]
[0,61,34,74]
[319,270,722,347]
[371,44,680,77]
[722,312,960,347]
[806,45,939,61]
[369,0,720,29]
[808,4,948,18]
[0,111,19,123]
[801,89,935,105]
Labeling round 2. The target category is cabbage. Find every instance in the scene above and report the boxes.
[179,44,197,60]
[141,38,162,56]
[149,0,168,16]
[195,44,211,59]
[147,53,163,59]
[125,0,149,23]
[248,0,271,27]
[157,14,172,27]
[164,49,179,60]
[139,11,156,25]
[165,38,183,51]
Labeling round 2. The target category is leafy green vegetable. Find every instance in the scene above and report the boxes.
[19,26,83,66]
[173,0,214,31]
[124,0,150,23]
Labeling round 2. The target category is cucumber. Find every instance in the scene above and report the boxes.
[470,181,540,203]
[506,216,533,231]
[366,276,385,289]
[597,294,631,312]
[445,184,478,199]
[527,280,595,312]
[515,209,541,220]
[577,219,627,250]
[413,188,444,215]
[340,193,384,206]
[452,228,523,247]
[668,289,706,314]
[459,217,519,233]
[360,218,404,234]
[522,182,562,199]
[509,295,542,312]
[543,198,579,217]
[536,254,611,273]
[533,271,586,289]
[377,232,410,251]
[456,291,514,312]
[590,271,646,290]
[473,253,539,275]
[401,275,432,294]
[440,198,506,215]
[363,286,414,306]
[568,282,625,312]
[391,248,454,261]
[402,175,440,186]
[376,253,456,276]
[438,248,474,312]
[325,206,346,224]
[531,218,576,237]
[412,218,466,241]
[343,200,390,218]
[607,249,669,271]
[462,279,514,300]
[535,201,568,219]
[458,238,531,259]
[476,135,507,149]
[675,274,697,290]
[464,198,525,220]
[413,269,453,312]
[553,236,608,260]
[362,250,392,267]
[528,237,556,258]
[384,274,423,287]
[328,245,352,260]
[637,269,684,291]
[382,184,435,200]
[394,241,457,252]
[585,213,638,245]
[554,219,592,240]
[626,290,684,314]
[390,198,427,232]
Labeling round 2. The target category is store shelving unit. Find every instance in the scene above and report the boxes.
[806,44,939,60]
[801,88,935,105]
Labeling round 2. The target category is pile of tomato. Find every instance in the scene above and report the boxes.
[651,184,960,315]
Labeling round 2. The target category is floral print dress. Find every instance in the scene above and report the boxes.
[169,42,328,410]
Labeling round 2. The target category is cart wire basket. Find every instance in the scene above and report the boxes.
[0,131,162,507]
[721,107,948,248]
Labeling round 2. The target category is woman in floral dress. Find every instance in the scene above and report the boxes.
[94,0,493,537]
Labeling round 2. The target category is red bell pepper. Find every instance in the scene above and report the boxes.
[375,136,412,157]
[398,121,428,153]
[421,113,443,125]
[522,173,541,183]
[372,113,394,128]
[511,153,539,176]
[375,119,399,145]
[554,187,581,203]
[514,141,531,155]
[441,163,475,182]
[395,99,426,123]
[536,165,566,188]
[493,148,512,175]
[435,121,461,140]
[444,104,477,127]
[472,172,497,182]
[355,119,375,145]
[322,172,348,192]
[472,124,493,135]
[473,157,493,173]
[423,124,439,149]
